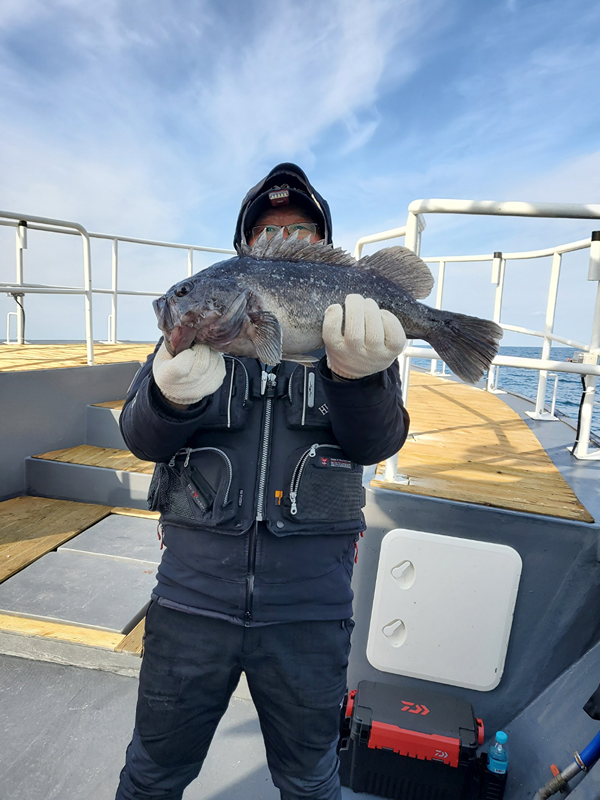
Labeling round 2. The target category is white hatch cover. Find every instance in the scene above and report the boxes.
[366,528,522,691]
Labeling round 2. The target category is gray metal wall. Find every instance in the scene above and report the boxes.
[351,476,600,736]
[0,362,140,501]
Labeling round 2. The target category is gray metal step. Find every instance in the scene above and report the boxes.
[85,403,126,449]
[0,548,156,632]
[26,457,151,509]
[60,514,161,563]
[0,514,159,675]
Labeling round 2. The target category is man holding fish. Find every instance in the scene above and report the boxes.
[114,163,411,800]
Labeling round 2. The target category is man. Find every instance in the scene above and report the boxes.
[115,163,410,800]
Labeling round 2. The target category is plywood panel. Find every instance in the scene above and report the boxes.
[111,507,160,520]
[0,496,111,583]
[115,618,145,655]
[373,371,593,523]
[0,613,122,649]
[93,400,125,409]
[33,445,154,474]
[0,343,154,373]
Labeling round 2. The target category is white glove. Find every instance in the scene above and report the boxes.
[152,341,226,405]
[322,294,407,380]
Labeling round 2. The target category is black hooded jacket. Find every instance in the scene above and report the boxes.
[120,349,408,624]
[234,162,333,249]
[122,164,409,624]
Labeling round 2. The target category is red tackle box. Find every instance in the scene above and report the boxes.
[339,680,484,800]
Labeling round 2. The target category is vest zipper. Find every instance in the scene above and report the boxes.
[174,446,233,506]
[289,443,343,516]
[245,368,276,626]
[255,371,276,521]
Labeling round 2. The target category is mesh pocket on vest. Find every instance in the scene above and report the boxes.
[295,466,364,521]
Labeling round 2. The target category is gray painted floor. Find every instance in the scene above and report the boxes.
[0,655,378,800]
[0,550,156,632]
[499,637,600,799]
[0,515,160,633]
[59,515,161,564]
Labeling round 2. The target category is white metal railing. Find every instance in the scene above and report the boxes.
[358,200,600,462]
[3,201,600,459]
[354,226,407,259]
[0,212,235,364]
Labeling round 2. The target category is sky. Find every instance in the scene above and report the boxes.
[0,0,599,346]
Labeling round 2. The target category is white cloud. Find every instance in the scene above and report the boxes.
[0,0,445,231]
[0,0,447,339]
[1,0,598,345]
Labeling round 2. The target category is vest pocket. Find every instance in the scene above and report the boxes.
[285,365,332,429]
[283,443,365,523]
[195,357,252,430]
[148,447,242,531]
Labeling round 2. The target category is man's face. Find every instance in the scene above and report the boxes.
[247,205,324,246]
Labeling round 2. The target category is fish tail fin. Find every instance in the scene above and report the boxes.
[427,312,503,384]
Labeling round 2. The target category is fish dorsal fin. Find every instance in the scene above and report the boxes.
[242,229,357,267]
[355,246,434,299]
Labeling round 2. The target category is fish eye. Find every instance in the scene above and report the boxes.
[175,282,192,298]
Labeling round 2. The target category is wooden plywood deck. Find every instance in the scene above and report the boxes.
[0,500,156,654]
[0,342,154,372]
[372,371,594,523]
[33,444,154,474]
[115,618,145,655]
[0,496,112,583]
[93,399,125,410]
[0,613,123,650]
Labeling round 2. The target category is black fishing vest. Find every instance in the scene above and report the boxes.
[123,351,370,623]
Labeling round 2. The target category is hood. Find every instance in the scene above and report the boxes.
[234,162,333,251]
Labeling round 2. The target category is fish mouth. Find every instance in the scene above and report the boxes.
[158,288,252,356]
[165,325,197,356]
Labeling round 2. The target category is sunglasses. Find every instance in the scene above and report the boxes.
[251,223,319,241]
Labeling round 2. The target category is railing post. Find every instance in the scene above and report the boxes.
[6,312,17,343]
[527,251,562,420]
[14,221,26,344]
[188,248,194,278]
[398,347,411,405]
[110,238,118,344]
[405,213,425,255]
[549,373,559,418]
[572,232,600,459]
[486,252,504,391]
[81,232,94,365]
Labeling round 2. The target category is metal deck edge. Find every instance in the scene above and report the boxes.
[26,458,150,508]
[0,630,142,677]
[0,630,254,701]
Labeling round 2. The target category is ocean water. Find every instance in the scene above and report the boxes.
[412,346,600,439]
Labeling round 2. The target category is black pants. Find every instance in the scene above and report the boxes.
[115,602,353,799]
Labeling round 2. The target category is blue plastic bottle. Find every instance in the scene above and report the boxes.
[487,731,509,774]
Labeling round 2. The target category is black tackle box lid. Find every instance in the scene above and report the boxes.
[347,680,484,768]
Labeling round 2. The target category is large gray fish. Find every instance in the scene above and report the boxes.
[154,231,503,384]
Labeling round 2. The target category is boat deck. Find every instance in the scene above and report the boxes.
[1,345,598,799]
[0,342,593,523]
[373,371,594,523]
[0,497,154,653]
[0,342,155,372]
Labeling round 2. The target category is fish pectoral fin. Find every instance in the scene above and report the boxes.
[282,354,319,366]
[248,311,282,365]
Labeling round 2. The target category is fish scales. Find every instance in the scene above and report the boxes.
[154,232,503,384]
[207,256,431,347]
